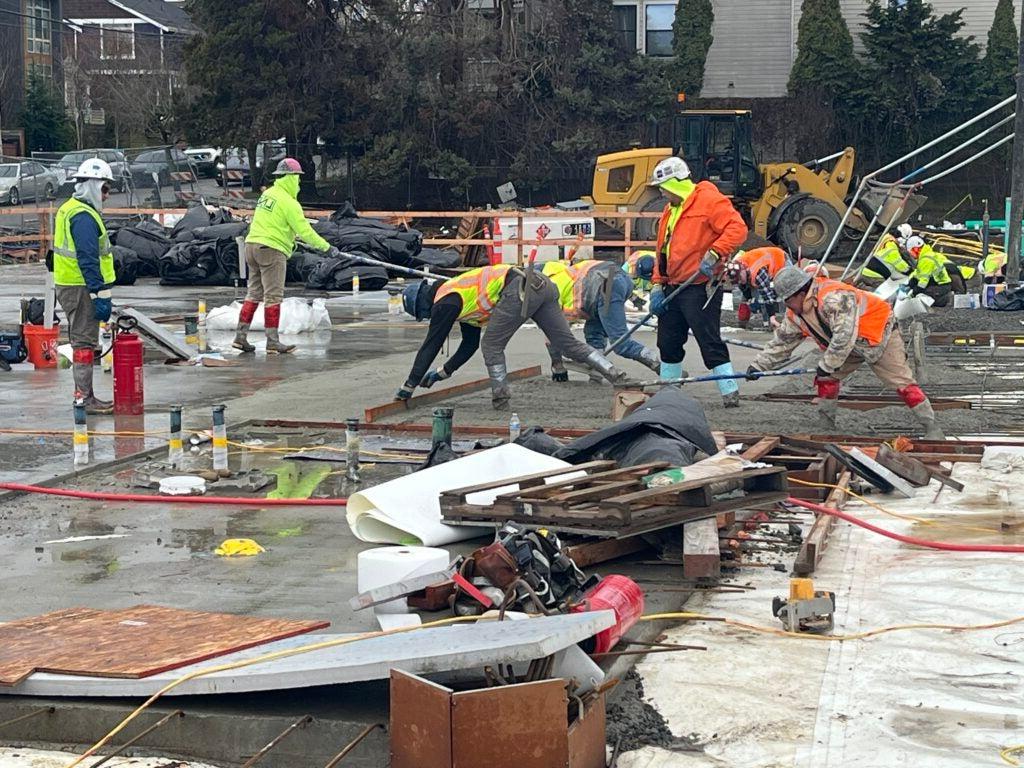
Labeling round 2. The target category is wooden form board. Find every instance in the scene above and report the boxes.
[0,605,329,687]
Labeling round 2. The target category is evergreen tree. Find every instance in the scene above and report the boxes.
[671,0,714,96]
[20,71,71,152]
[788,0,859,96]
[980,0,1019,102]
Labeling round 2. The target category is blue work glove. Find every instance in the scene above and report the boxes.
[650,286,667,316]
[419,367,450,389]
[395,383,415,401]
[91,290,113,322]
[699,250,720,279]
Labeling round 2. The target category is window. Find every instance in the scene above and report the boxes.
[26,0,52,55]
[607,165,635,193]
[27,61,52,82]
[613,4,638,52]
[644,3,674,58]
[100,23,136,60]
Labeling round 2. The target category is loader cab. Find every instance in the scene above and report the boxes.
[673,110,761,200]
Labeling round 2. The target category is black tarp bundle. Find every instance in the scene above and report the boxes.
[112,246,140,286]
[988,285,1024,312]
[288,250,389,291]
[111,219,172,278]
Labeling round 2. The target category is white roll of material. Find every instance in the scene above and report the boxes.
[357,546,450,616]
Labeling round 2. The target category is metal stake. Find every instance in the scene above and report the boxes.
[240,714,313,768]
[88,710,184,768]
[322,723,384,768]
[0,706,54,730]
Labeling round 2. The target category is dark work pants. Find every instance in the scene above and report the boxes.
[656,283,730,369]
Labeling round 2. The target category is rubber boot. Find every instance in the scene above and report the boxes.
[73,356,112,414]
[660,361,683,382]
[487,363,511,409]
[638,347,661,373]
[547,343,568,382]
[565,360,605,384]
[232,322,255,353]
[584,350,628,384]
[712,362,740,407]
[912,400,945,440]
[265,327,296,355]
[818,397,838,428]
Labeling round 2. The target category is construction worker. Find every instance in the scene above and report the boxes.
[541,259,660,378]
[980,248,1007,283]
[747,266,944,439]
[856,232,915,288]
[905,236,972,307]
[725,246,790,328]
[233,158,335,355]
[623,251,655,293]
[52,158,117,414]
[398,264,627,409]
[648,156,748,406]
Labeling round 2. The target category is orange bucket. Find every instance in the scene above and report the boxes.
[22,323,60,369]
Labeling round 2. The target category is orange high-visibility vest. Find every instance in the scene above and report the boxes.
[434,264,514,327]
[788,279,891,347]
[735,247,788,282]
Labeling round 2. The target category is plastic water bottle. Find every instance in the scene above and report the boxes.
[99,322,113,373]
[197,298,208,353]
[508,412,521,443]
[388,293,402,316]
[352,274,360,295]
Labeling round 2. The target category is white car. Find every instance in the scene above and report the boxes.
[184,147,222,178]
[0,161,61,205]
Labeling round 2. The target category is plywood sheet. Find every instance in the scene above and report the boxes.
[0,605,329,686]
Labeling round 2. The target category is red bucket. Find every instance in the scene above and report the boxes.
[22,323,60,369]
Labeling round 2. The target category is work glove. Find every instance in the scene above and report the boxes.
[630,294,646,311]
[419,367,450,388]
[91,290,113,322]
[650,286,667,316]
[699,250,721,279]
[326,246,343,259]
[813,367,840,400]
[744,365,762,382]
[552,370,569,383]
[394,383,416,401]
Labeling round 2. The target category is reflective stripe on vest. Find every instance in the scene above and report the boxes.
[53,197,115,287]
[914,247,951,287]
[571,260,608,318]
[434,264,514,326]
[789,279,890,347]
[737,247,787,283]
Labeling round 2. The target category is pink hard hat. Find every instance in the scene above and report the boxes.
[272,157,303,176]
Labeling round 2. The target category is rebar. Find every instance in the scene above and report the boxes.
[0,707,54,730]
[88,710,184,768]
[240,715,313,768]
[322,723,384,768]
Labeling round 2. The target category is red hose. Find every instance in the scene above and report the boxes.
[788,497,1024,553]
[0,483,347,506]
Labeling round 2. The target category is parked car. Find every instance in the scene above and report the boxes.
[217,143,287,185]
[184,146,222,178]
[0,161,62,205]
[129,149,198,188]
[57,149,130,191]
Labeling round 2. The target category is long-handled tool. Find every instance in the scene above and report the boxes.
[335,249,441,281]
[604,270,702,355]
[614,367,811,389]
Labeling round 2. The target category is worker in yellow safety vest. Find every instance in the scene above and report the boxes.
[857,233,915,287]
[980,248,1007,282]
[398,265,627,408]
[52,158,117,413]
[542,259,660,376]
[905,237,974,307]
[622,251,655,293]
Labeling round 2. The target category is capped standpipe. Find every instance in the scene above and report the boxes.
[168,405,183,469]
[212,404,229,476]
[431,407,453,450]
[73,398,89,468]
[345,418,361,483]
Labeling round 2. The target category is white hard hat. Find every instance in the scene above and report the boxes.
[649,156,691,186]
[906,235,925,251]
[896,223,913,239]
[74,158,115,183]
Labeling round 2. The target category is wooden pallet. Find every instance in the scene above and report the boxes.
[440,462,789,538]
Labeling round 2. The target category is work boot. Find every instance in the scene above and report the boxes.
[912,400,946,440]
[722,391,740,408]
[82,396,113,415]
[73,360,113,414]
[585,350,628,384]
[659,361,688,382]
[818,397,838,428]
[638,347,661,374]
[232,323,255,353]
[565,360,605,384]
[487,363,511,410]
[265,327,296,355]
[712,362,740,404]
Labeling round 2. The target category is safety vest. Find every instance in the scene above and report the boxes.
[981,250,1007,278]
[53,197,115,287]
[735,247,788,283]
[543,260,608,320]
[788,279,890,348]
[912,245,951,287]
[862,235,913,280]
[434,264,514,327]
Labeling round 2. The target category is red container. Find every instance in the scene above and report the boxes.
[22,323,59,369]
[572,575,645,654]
[112,331,144,415]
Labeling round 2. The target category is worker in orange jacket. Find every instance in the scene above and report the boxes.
[649,157,748,406]
[725,246,790,328]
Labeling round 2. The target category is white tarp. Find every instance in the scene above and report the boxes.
[205,297,331,333]
[346,444,580,546]
[619,461,1024,767]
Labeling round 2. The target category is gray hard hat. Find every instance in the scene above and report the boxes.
[773,265,813,301]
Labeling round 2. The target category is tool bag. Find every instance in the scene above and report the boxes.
[0,331,27,366]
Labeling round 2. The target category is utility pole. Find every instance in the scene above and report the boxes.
[1007,6,1024,285]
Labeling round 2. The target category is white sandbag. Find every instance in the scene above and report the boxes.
[205,297,331,333]
[980,446,1024,473]
[346,444,582,546]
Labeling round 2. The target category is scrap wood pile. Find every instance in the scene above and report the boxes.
[106,201,461,289]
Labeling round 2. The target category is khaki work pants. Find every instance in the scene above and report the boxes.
[244,244,287,306]
[831,326,916,391]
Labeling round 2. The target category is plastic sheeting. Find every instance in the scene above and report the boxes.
[205,297,331,333]
[346,444,582,546]
[618,461,1024,768]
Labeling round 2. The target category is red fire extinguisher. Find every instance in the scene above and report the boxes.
[113,316,144,415]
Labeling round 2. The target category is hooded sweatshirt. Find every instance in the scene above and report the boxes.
[245,174,331,257]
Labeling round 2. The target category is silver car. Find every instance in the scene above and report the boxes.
[0,161,61,205]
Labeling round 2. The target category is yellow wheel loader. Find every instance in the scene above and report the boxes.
[586,110,879,260]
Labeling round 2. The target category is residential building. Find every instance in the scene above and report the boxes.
[613,0,1024,97]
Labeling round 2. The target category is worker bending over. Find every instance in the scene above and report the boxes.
[905,236,972,307]
[856,229,915,288]
[623,251,655,294]
[648,157,747,406]
[542,259,660,377]
[398,264,627,409]
[747,266,944,439]
[725,246,790,328]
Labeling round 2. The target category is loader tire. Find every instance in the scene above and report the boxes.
[776,197,842,261]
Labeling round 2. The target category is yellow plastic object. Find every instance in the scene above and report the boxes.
[214,538,265,557]
[789,578,815,602]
